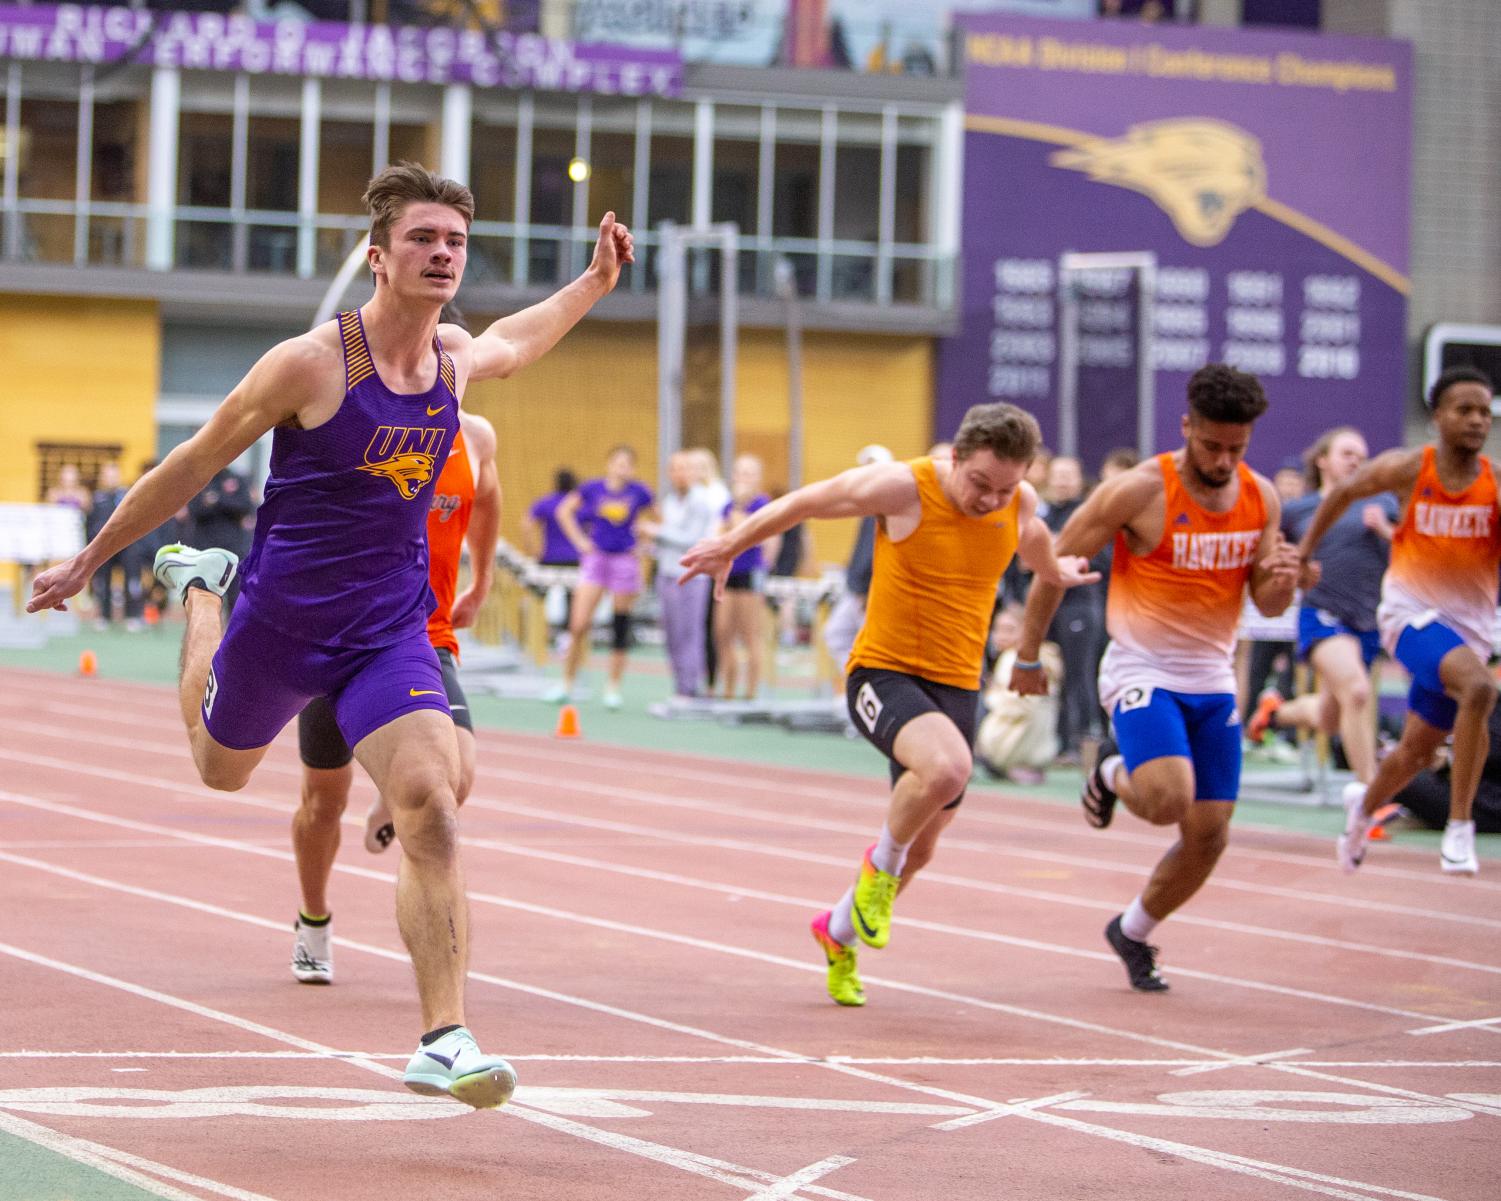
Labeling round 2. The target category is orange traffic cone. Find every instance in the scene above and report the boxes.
[554,703,581,739]
[78,649,98,677]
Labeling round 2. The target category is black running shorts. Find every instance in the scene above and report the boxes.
[298,646,472,769]
[845,665,979,809]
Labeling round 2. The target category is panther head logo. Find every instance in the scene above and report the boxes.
[1050,118,1267,247]
[359,453,437,500]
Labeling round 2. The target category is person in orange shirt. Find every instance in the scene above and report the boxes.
[680,404,1098,1006]
[1297,366,1500,877]
[1017,364,1300,992]
[288,409,501,984]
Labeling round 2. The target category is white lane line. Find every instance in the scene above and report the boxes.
[0,1108,280,1201]
[1408,1016,1501,1036]
[1172,1049,1314,1077]
[930,1090,1089,1131]
[0,820,1476,1199]
[741,1155,857,1201]
[25,688,1493,891]
[0,940,878,1201]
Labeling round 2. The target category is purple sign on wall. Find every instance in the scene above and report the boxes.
[0,4,682,97]
[937,14,1413,475]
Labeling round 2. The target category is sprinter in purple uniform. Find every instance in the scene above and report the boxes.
[28,162,634,1110]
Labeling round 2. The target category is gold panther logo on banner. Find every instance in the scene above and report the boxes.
[359,426,447,500]
[1050,118,1267,247]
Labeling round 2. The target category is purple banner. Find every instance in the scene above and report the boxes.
[938,14,1413,475]
[0,4,681,97]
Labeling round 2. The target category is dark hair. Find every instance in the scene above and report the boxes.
[953,403,1042,464]
[1101,446,1139,474]
[1426,365,1495,412]
[1186,363,1269,425]
[363,162,475,249]
[1301,426,1362,490]
[606,444,637,464]
[554,469,578,493]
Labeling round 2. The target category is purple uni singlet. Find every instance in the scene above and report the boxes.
[237,309,460,648]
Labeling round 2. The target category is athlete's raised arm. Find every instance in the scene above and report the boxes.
[1296,447,1420,573]
[28,337,324,612]
[451,412,501,631]
[1012,467,1157,695]
[680,461,919,597]
[454,212,634,385]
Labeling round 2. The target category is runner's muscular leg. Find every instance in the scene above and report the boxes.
[888,712,973,845]
[1113,755,1195,827]
[178,589,267,792]
[294,764,352,917]
[895,806,959,896]
[1439,645,1497,824]
[1139,800,1234,922]
[355,709,465,1031]
[1362,711,1448,813]
[1311,634,1377,783]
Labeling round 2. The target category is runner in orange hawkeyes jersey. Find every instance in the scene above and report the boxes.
[681,404,1099,1007]
[287,408,500,984]
[1298,366,1500,878]
[1016,364,1300,992]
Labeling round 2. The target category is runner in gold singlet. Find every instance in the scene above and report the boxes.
[680,403,1099,1007]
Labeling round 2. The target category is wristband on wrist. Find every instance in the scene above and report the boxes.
[1013,658,1041,670]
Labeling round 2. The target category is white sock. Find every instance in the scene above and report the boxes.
[871,823,911,877]
[1100,754,1124,791]
[1121,895,1159,943]
[1445,819,1476,835]
[828,887,858,946]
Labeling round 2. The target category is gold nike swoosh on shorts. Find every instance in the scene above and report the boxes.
[426,404,447,416]
[409,688,442,697]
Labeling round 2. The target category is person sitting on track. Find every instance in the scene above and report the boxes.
[290,407,499,985]
[1247,426,1397,788]
[27,162,633,1109]
[1016,363,1300,992]
[681,403,1098,1007]
[1297,366,1501,878]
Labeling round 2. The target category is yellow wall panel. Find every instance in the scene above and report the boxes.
[0,294,160,504]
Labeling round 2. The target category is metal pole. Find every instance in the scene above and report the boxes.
[775,256,804,489]
[1137,259,1157,456]
[718,223,738,472]
[656,222,684,497]
[1056,269,1079,459]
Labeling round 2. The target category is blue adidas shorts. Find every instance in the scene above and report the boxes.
[1110,685,1242,802]
[1297,606,1382,668]
[1393,617,1466,732]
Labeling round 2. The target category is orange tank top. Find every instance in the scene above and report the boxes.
[1106,453,1266,672]
[425,427,476,656]
[849,456,1021,690]
[1382,445,1501,651]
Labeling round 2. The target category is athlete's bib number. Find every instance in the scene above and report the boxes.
[855,681,884,733]
[203,666,219,719]
[1116,685,1153,715]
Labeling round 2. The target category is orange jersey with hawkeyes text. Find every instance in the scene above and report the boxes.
[1377,445,1501,660]
[849,456,1021,690]
[426,427,476,656]
[1098,453,1266,707]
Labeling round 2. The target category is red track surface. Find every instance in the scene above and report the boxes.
[1,665,1499,1200]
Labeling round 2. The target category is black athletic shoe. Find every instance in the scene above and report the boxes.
[1082,739,1119,829]
[1105,914,1169,992]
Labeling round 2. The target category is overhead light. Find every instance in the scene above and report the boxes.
[567,157,591,183]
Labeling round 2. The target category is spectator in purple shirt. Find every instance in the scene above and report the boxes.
[528,469,581,566]
[549,445,654,708]
[714,454,779,700]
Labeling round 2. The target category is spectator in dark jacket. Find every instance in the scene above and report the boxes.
[189,465,255,609]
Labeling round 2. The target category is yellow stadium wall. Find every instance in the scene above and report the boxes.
[463,319,932,572]
[0,294,160,500]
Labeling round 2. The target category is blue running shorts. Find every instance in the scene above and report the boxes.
[1393,617,1466,732]
[1297,606,1382,668]
[1110,685,1242,802]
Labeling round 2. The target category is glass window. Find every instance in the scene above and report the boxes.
[15,95,77,264]
[469,103,518,285]
[177,111,232,270]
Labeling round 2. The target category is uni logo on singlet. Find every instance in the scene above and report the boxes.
[1170,530,1260,571]
[359,426,447,500]
[1413,503,1492,538]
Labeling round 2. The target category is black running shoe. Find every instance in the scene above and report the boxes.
[1105,914,1169,992]
[1082,739,1119,829]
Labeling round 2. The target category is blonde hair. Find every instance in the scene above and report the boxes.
[363,162,475,248]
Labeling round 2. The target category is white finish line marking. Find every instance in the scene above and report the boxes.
[932,1091,1089,1131]
[1408,1015,1501,1036]
[742,1155,858,1201]
[1172,1048,1313,1076]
